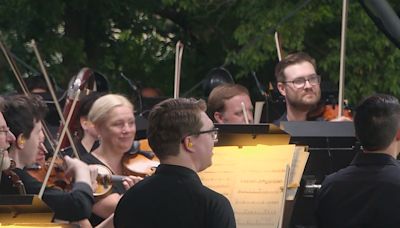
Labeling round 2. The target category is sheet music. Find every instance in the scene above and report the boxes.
[287,146,309,200]
[199,144,297,228]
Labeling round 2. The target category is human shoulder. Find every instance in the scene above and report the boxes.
[80,152,102,165]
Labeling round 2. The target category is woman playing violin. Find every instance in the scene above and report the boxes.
[0,95,97,223]
[81,94,142,226]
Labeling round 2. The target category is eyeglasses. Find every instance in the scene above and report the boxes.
[186,128,219,143]
[283,75,321,89]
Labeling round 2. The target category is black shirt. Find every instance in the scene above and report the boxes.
[114,164,236,228]
[0,168,94,221]
[316,152,400,228]
[62,140,99,158]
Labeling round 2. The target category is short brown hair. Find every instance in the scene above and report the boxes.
[207,84,249,121]
[275,52,317,82]
[3,95,48,139]
[147,98,206,160]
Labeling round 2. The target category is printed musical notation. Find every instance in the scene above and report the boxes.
[199,145,308,228]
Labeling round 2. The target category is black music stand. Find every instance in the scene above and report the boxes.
[215,123,289,146]
[279,121,358,227]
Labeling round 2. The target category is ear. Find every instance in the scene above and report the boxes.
[80,117,93,130]
[277,82,286,96]
[17,135,25,149]
[182,136,195,153]
[79,117,87,129]
[214,112,224,124]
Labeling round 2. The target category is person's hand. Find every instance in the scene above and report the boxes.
[88,164,99,192]
[122,175,143,190]
[64,156,88,175]
[64,156,93,186]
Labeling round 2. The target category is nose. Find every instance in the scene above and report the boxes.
[39,130,45,142]
[7,130,16,143]
[304,79,313,89]
[122,122,136,133]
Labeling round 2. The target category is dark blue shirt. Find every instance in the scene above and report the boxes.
[316,152,400,228]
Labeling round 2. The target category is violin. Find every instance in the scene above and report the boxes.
[3,160,26,195]
[26,157,72,191]
[94,164,129,197]
[25,142,72,191]
[322,103,352,121]
[122,139,160,178]
[307,97,352,121]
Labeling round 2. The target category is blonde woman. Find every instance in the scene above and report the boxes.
[81,94,142,226]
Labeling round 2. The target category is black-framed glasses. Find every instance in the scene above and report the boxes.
[283,75,321,88]
[185,128,219,143]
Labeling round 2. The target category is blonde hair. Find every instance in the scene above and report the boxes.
[88,94,134,126]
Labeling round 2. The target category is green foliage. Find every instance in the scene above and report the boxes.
[0,0,399,107]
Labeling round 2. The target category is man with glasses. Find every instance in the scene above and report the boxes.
[0,97,16,176]
[114,98,236,228]
[273,52,323,125]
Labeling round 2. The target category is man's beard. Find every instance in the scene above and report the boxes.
[288,90,321,111]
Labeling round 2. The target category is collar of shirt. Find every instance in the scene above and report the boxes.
[155,164,201,182]
[350,152,398,166]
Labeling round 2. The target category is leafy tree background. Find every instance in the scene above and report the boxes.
[0,0,399,111]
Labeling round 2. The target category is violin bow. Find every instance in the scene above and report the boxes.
[274,31,284,61]
[338,0,349,118]
[30,40,80,159]
[0,39,56,153]
[38,85,80,199]
[174,41,184,98]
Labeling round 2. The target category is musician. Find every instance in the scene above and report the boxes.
[81,94,142,226]
[0,96,16,173]
[316,94,400,227]
[207,84,254,124]
[273,52,323,125]
[62,92,104,157]
[0,95,96,223]
[114,98,236,228]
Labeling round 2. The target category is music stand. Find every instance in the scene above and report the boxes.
[214,123,304,228]
[215,123,290,146]
[279,121,358,227]
[0,194,53,224]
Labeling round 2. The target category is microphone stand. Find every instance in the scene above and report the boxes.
[120,72,143,116]
[251,71,269,123]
